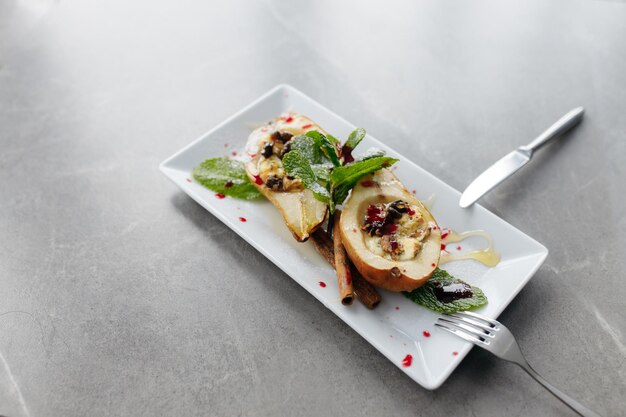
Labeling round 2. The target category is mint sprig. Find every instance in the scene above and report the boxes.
[329,156,398,206]
[192,157,261,200]
[283,128,398,212]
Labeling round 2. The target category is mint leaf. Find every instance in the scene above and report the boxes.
[327,133,340,145]
[306,131,341,167]
[192,157,261,200]
[359,148,386,161]
[311,163,332,181]
[329,156,398,206]
[282,150,330,203]
[345,128,366,150]
[403,269,488,314]
[289,135,327,164]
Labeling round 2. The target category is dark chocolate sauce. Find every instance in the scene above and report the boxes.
[433,282,473,303]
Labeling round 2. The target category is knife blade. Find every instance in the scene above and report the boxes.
[459,149,530,208]
[459,107,584,208]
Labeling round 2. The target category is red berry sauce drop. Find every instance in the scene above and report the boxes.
[215,193,226,199]
[380,223,398,235]
[319,281,326,288]
[231,151,237,156]
[402,354,413,367]
[440,244,446,251]
[452,351,459,356]
[302,124,313,129]
[423,331,431,338]
[239,217,247,222]
[254,175,263,185]
[456,245,462,251]
[284,116,293,123]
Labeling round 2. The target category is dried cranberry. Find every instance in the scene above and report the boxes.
[265,176,283,191]
[389,200,409,214]
[261,143,274,158]
[280,132,293,143]
[341,145,355,163]
[270,131,282,142]
[362,204,387,235]
[386,207,402,221]
[280,141,292,158]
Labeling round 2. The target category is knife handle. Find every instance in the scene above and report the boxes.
[522,107,584,154]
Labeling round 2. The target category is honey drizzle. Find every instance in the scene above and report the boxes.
[439,229,501,267]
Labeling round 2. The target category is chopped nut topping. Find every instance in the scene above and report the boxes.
[362,200,431,261]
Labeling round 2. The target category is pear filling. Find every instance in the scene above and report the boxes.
[361,200,431,261]
[256,130,303,192]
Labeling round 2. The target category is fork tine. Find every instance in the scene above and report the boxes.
[438,318,494,339]
[435,323,487,346]
[454,311,500,327]
[446,313,498,332]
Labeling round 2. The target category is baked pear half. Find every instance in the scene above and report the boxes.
[245,113,328,242]
[339,169,441,292]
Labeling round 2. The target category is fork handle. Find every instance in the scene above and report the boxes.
[517,362,602,417]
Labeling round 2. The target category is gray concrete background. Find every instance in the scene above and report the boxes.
[1,0,625,416]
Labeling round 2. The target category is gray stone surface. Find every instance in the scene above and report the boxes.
[1,0,625,416]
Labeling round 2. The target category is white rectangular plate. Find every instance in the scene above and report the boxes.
[160,84,548,389]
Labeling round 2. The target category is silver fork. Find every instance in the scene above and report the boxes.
[436,311,602,417]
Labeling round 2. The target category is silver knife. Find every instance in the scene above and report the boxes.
[459,107,585,208]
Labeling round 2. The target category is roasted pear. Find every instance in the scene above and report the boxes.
[245,113,328,241]
[339,169,441,292]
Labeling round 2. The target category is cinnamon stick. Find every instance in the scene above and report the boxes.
[310,229,335,267]
[310,230,381,309]
[333,211,354,306]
